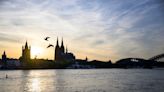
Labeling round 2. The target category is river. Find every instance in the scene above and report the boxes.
[0,69,164,92]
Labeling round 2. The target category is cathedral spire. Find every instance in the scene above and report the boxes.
[61,37,65,53]
[61,37,64,47]
[25,41,28,49]
[3,51,6,55]
[56,37,59,47]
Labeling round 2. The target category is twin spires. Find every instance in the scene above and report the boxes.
[55,37,66,61]
[55,37,66,55]
[56,37,64,48]
[55,37,75,61]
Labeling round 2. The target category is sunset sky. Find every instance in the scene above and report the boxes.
[0,0,164,62]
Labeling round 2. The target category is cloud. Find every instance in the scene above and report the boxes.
[0,0,163,61]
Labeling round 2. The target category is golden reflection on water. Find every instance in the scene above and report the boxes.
[23,70,56,92]
[30,78,41,92]
[0,70,164,92]
[25,71,43,92]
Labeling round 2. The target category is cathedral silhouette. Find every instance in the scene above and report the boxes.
[55,38,75,62]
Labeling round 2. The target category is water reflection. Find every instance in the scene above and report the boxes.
[0,69,164,92]
[30,78,40,92]
[23,70,56,92]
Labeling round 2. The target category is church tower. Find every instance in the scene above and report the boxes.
[22,41,31,63]
[54,37,76,62]
[55,37,60,61]
[2,51,7,67]
[55,37,66,61]
[2,51,7,62]
[60,38,65,53]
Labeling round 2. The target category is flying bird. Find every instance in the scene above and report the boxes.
[44,37,50,41]
[47,44,54,48]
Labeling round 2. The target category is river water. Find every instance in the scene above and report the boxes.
[0,69,164,92]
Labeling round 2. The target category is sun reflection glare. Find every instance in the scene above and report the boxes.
[31,46,43,58]
[30,78,41,92]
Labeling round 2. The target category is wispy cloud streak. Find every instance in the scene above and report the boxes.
[0,0,163,61]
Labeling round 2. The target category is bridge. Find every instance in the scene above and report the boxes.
[148,53,164,62]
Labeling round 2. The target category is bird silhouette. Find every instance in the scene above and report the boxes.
[47,44,54,48]
[44,37,50,41]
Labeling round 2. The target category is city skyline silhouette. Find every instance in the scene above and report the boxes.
[0,1,164,92]
[0,39,164,63]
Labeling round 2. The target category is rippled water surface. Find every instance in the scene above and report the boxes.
[0,69,164,92]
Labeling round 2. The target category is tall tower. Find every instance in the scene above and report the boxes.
[22,41,31,62]
[55,37,60,61]
[2,51,7,62]
[60,38,65,53]
[2,51,7,67]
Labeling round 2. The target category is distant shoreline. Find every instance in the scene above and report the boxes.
[1,67,164,70]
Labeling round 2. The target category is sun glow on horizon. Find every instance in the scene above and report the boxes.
[31,46,44,59]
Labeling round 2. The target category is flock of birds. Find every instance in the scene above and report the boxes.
[44,37,54,48]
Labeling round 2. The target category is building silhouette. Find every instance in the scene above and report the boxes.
[2,51,7,67]
[55,38,75,62]
[2,51,7,62]
[21,41,31,64]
